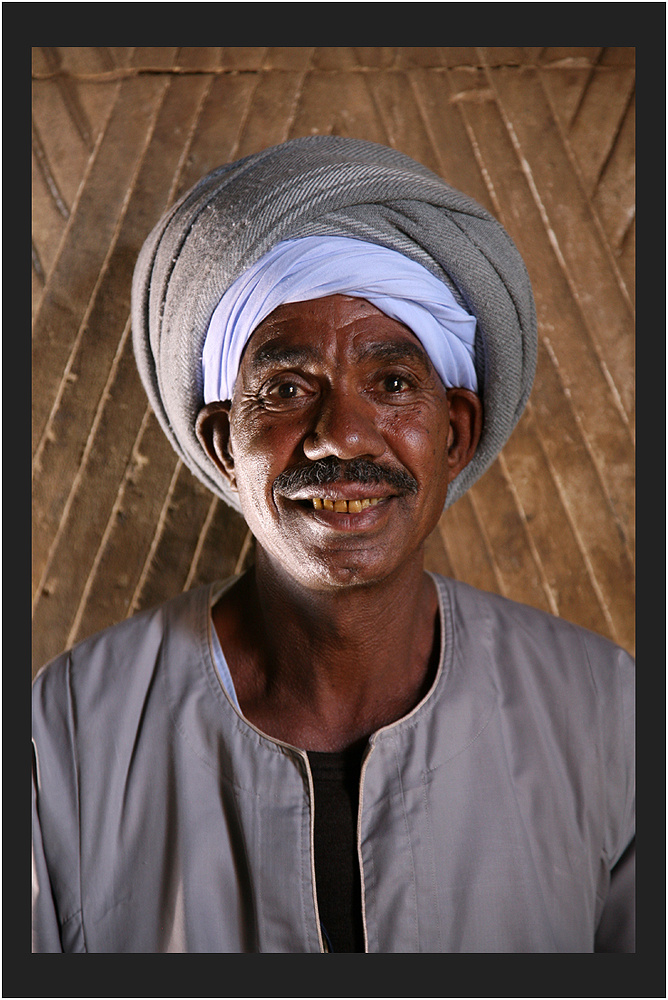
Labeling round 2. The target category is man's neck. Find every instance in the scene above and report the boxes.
[213,549,440,751]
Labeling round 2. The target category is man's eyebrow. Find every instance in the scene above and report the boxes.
[246,343,321,371]
[356,338,431,369]
[245,337,431,373]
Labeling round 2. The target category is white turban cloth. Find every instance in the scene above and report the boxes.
[201,236,478,403]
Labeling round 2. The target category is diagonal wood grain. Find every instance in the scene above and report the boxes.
[32,47,635,676]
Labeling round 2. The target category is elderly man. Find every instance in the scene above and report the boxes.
[32,136,634,953]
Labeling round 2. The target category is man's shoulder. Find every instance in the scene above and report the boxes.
[432,574,634,770]
[32,582,217,703]
[433,573,634,677]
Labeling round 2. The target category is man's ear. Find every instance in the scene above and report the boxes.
[195,401,237,491]
[445,388,483,479]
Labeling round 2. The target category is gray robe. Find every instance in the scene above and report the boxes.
[32,574,634,952]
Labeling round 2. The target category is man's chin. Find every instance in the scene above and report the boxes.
[244,491,436,592]
[257,537,422,595]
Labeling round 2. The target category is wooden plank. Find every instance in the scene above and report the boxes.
[32,69,210,601]
[35,47,95,151]
[538,64,595,133]
[218,47,268,71]
[130,46,188,69]
[32,125,69,316]
[31,75,91,211]
[128,465,220,616]
[592,91,636,253]
[500,404,613,637]
[32,330,149,671]
[351,48,399,69]
[172,71,260,198]
[32,59,225,671]
[396,49,455,69]
[364,69,444,174]
[529,343,635,653]
[31,65,175,457]
[617,215,635,310]
[175,46,222,70]
[438,491,505,598]
[467,457,555,615]
[409,66,501,211]
[290,68,388,143]
[264,47,315,71]
[599,47,636,67]
[182,498,250,592]
[410,62,537,610]
[522,48,545,64]
[538,47,602,67]
[457,62,635,435]
[310,48,367,71]
[49,64,228,651]
[483,64,635,426]
[107,47,134,68]
[65,408,180,649]
[31,46,125,316]
[234,68,310,158]
[444,64,634,649]
[568,67,635,197]
[48,46,124,140]
[31,48,123,305]
[478,47,530,67]
[441,48,490,67]
[537,66,635,311]
[423,522,455,580]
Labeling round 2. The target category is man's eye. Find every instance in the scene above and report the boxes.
[276,383,300,398]
[382,374,411,393]
[264,380,307,400]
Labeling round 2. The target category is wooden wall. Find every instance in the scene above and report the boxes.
[32,47,635,677]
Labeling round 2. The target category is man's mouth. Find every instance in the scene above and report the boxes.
[309,497,381,512]
[273,457,419,514]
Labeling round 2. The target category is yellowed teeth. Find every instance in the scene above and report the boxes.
[312,498,380,511]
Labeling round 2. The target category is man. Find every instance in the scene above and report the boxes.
[32,136,634,953]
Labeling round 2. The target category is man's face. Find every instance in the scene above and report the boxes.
[218,294,471,591]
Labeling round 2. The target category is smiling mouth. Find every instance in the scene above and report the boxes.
[274,458,418,509]
[309,497,381,512]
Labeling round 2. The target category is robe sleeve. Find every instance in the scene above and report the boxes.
[591,637,635,953]
[32,742,63,952]
[594,837,635,952]
[32,655,86,953]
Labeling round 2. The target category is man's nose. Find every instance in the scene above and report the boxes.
[302,387,386,463]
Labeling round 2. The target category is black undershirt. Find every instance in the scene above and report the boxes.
[307,742,367,953]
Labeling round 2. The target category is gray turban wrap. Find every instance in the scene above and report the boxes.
[131,135,537,512]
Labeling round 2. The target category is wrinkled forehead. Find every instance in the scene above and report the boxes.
[237,294,435,381]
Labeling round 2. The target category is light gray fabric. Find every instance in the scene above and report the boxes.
[32,574,634,953]
[131,136,537,512]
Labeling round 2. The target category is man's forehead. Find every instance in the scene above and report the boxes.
[242,295,432,371]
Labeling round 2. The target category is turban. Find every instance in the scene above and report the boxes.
[131,135,537,512]
[201,235,479,403]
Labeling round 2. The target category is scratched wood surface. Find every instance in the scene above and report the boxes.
[32,47,635,676]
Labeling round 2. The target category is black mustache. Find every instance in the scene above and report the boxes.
[273,457,418,496]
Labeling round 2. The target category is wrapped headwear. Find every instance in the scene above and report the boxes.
[201,235,479,403]
[131,135,537,512]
